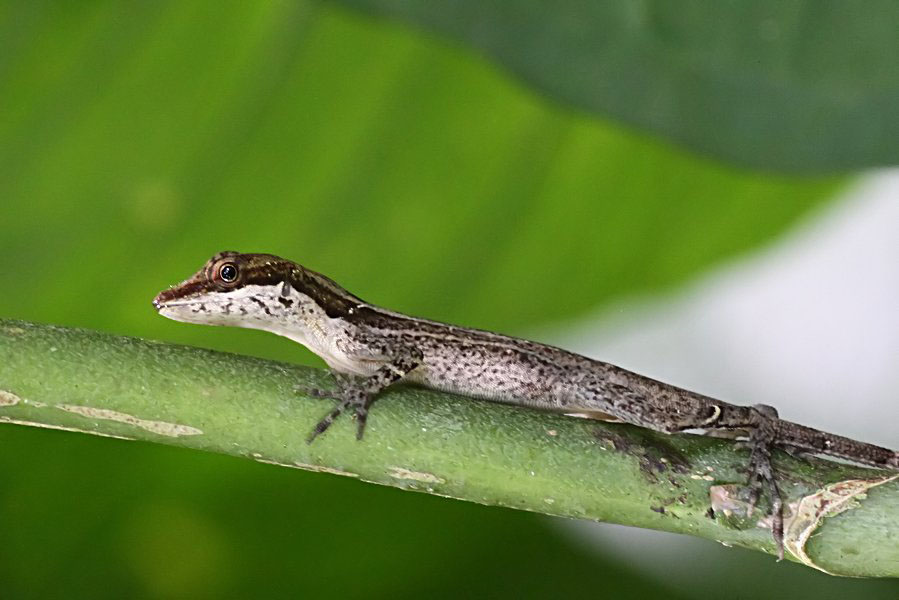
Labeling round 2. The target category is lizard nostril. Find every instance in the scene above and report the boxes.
[152,292,168,310]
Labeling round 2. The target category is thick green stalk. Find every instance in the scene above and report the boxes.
[0,319,896,577]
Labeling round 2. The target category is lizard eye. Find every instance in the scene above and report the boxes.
[218,263,239,283]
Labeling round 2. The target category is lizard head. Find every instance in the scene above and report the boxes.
[152,251,361,330]
[152,251,294,328]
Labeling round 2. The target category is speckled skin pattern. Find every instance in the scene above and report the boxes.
[155,252,898,556]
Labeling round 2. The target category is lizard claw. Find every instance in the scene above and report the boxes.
[294,371,351,400]
[307,397,351,443]
[354,405,371,440]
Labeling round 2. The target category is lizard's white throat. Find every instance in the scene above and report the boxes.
[155,281,362,373]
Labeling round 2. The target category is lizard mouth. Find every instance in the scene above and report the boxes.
[152,296,231,311]
[152,275,215,311]
[152,292,189,311]
[153,297,192,310]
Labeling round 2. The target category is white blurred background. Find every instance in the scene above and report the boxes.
[551,172,898,589]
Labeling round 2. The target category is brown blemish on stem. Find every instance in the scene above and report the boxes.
[783,473,899,575]
[594,429,689,482]
[56,404,203,437]
[709,484,782,532]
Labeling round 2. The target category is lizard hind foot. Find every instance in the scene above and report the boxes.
[746,405,785,560]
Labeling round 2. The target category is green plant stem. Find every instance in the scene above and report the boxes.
[1,319,896,577]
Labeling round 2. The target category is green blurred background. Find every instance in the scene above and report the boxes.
[1,1,896,598]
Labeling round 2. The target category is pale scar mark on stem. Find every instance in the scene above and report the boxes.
[387,466,446,484]
[0,416,134,440]
[783,473,899,575]
[56,404,203,437]
[0,390,21,406]
[0,391,48,409]
[253,457,359,478]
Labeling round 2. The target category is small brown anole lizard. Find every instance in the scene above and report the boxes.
[153,251,898,557]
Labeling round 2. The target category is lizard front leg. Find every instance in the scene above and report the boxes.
[305,349,422,443]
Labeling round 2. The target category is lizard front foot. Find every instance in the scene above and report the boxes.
[297,374,374,443]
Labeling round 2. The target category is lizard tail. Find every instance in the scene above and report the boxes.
[776,420,898,470]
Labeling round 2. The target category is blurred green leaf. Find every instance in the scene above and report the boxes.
[335,0,899,172]
[0,3,840,349]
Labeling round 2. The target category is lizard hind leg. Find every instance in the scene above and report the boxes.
[744,404,786,560]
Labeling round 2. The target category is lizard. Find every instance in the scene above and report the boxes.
[152,251,899,558]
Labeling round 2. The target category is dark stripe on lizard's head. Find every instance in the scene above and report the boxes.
[153,251,363,319]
